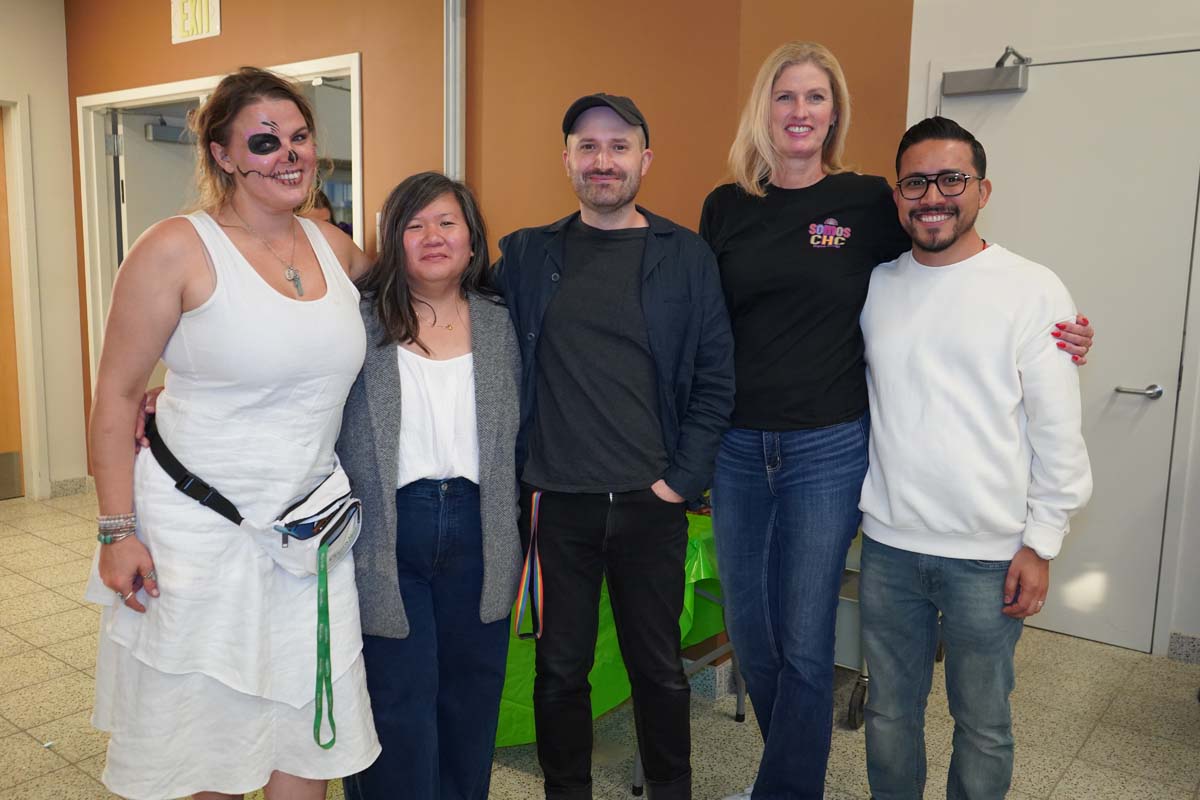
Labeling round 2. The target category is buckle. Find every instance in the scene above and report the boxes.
[176,474,216,505]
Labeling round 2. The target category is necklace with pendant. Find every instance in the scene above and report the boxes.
[418,298,465,331]
[226,206,303,297]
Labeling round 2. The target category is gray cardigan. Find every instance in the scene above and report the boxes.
[336,291,523,639]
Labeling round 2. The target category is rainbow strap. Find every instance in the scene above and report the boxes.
[513,490,544,640]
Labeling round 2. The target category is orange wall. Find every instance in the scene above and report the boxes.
[468,0,914,254]
[64,0,447,422]
[63,0,913,433]
[466,0,743,252]
[738,0,914,181]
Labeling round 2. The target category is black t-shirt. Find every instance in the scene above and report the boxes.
[700,173,910,430]
[522,218,668,493]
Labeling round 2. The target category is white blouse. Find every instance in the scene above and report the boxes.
[395,346,480,487]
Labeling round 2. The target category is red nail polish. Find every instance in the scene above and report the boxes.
[1080,317,1089,326]
[1057,341,1066,349]
[1051,330,1062,338]
[1072,355,1080,362]
[1055,323,1066,330]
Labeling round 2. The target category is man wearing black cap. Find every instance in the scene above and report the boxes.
[494,94,735,800]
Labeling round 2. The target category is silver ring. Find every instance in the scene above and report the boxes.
[116,589,134,602]
[142,569,157,582]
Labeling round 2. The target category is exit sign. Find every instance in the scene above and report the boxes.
[172,0,221,44]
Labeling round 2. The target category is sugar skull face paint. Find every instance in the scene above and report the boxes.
[247,131,282,156]
[216,99,316,206]
[238,119,300,178]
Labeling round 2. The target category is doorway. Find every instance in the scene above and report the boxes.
[940,49,1200,652]
[0,114,22,499]
[76,53,363,388]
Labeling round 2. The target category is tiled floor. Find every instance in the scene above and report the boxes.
[1,491,1198,799]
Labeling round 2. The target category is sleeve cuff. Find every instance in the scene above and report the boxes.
[662,467,705,504]
[1023,519,1067,560]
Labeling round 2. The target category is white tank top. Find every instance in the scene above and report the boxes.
[86,210,367,708]
[395,347,479,487]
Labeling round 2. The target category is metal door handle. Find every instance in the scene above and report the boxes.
[1114,384,1164,399]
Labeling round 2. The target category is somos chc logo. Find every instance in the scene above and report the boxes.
[809,218,852,248]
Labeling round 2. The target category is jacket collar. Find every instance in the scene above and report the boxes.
[543,205,673,275]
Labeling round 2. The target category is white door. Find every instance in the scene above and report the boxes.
[941,51,1200,651]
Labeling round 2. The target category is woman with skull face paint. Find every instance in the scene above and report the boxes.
[87,68,380,799]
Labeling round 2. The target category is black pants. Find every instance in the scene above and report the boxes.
[521,485,692,800]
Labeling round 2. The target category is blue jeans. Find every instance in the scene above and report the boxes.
[710,418,869,800]
[860,536,1024,800]
[344,479,510,800]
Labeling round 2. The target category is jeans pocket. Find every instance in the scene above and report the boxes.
[968,559,1012,570]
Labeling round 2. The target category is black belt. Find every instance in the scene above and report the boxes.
[145,413,244,526]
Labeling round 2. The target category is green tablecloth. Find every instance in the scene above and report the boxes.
[496,513,724,747]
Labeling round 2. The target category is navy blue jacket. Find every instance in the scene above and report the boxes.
[493,208,735,501]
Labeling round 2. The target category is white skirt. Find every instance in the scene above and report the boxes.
[93,629,380,799]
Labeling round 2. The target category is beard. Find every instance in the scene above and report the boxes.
[902,203,979,253]
[570,167,641,215]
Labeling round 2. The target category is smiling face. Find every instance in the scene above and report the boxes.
[769,61,836,164]
[563,106,653,216]
[211,97,316,211]
[895,138,992,265]
[402,192,473,289]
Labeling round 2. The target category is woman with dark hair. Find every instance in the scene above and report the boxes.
[87,67,379,798]
[338,171,523,800]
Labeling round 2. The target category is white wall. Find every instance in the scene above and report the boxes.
[907,0,1200,652]
[306,83,352,163]
[907,0,1200,124]
[121,112,198,245]
[0,0,86,493]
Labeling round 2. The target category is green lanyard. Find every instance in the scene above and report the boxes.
[313,543,336,749]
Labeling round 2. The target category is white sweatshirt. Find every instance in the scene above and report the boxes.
[859,244,1092,561]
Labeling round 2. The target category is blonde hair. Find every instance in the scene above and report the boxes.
[188,67,323,213]
[728,41,852,197]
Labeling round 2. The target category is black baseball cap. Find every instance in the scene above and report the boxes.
[562,93,649,147]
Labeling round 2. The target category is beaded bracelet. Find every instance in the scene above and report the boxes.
[97,513,136,531]
[97,529,137,545]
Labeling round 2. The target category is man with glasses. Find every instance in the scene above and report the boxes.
[856,116,1093,800]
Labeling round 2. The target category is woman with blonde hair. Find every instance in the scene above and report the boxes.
[700,42,1093,799]
[87,67,379,798]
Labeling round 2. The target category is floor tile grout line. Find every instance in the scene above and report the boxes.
[0,761,99,795]
[1089,714,1200,754]
[1039,665,1139,799]
[0,638,81,676]
[0,664,93,717]
[1066,753,1200,795]
[0,729,73,790]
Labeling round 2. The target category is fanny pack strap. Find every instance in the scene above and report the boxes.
[314,542,336,748]
[145,414,243,525]
[144,412,337,748]
[513,490,544,640]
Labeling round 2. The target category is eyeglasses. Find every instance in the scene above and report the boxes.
[896,172,984,200]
